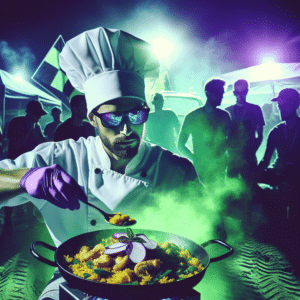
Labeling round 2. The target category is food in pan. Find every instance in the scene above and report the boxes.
[108,212,135,226]
[64,229,205,285]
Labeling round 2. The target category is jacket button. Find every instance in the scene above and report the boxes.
[91,219,97,226]
[94,168,100,174]
[141,171,147,178]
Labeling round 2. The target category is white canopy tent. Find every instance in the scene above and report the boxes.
[0,69,61,132]
[217,62,300,108]
[0,69,61,103]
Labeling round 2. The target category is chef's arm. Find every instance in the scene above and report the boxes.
[178,131,194,162]
[0,168,29,203]
[0,165,87,209]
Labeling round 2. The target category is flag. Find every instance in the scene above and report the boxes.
[31,35,82,107]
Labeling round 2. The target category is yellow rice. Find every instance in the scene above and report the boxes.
[65,239,205,285]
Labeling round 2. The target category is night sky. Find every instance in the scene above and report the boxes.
[1,0,300,93]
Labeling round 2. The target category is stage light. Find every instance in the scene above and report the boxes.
[13,75,25,84]
[262,57,276,64]
[151,37,174,59]
[11,65,30,82]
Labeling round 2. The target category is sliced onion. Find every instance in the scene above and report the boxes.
[128,242,146,263]
[135,234,157,249]
[103,242,127,255]
[112,232,128,240]
[125,241,133,257]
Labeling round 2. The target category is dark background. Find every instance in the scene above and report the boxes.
[1,0,300,95]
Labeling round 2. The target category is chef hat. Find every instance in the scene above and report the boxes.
[59,27,160,115]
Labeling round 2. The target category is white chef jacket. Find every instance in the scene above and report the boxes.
[0,136,199,247]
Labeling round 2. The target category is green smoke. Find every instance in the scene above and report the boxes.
[137,175,246,246]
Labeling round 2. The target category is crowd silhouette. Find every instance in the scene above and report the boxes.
[1,79,299,274]
[0,97,96,229]
[146,80,300,273]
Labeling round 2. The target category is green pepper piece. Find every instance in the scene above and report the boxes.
[86,261,94,269]
[148,271,163,285]
[72,259,80,264]
[148,278,159,285]
[176,269,183,275]
[83,273,90,279]
[93,269,112,276]
[183,266,198,275]
[160,269,172,278]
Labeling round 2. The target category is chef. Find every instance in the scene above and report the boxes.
[0,27,200,299]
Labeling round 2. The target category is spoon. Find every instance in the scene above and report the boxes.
[86,202,136,226]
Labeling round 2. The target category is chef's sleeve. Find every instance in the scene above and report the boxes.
[0,141,56,209]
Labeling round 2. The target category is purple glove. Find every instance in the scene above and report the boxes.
[20,164,87,210]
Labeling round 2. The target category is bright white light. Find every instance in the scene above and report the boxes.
[11,65,30,82]
[151,37,174,59]
[13,75,25,84]
[262,57,276,64]
[256,60,281,81]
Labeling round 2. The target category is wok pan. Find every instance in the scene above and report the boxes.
[31,229,234,299]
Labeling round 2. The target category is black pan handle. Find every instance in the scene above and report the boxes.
[201,239,234,263]
[30,241,58,267]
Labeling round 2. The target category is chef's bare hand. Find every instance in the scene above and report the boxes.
[19,164,87,210]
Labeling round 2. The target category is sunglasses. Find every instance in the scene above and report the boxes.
[92,108,150,128]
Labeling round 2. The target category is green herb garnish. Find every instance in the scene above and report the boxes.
[131,237,146,244]
[118,235,146,244]
[93,269,112,276]
[83,273,90,279]
[127,228,134,239]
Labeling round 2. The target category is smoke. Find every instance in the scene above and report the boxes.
[0,41,36,79]
[136,176,246,247]
[168,30,240,99]
[95,2,239,98]
[105,3,250,246]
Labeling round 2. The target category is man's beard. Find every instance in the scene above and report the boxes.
[100,133,141,159]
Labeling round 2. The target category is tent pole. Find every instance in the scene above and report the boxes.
[271,82,275,98]
[270,82,277,116]
[0,84,5,159]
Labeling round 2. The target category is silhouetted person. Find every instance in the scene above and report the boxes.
[260,102,281,165]
[225,79,265,183]
[145,93,180,153]
[261,102,281,139]
[5,100,47,228]
[178,78,231,186]
[44,107,62,141]
[0,126,3,160]
[54,95,96,142]
[7,100,47,160]
[257,88,300,274]
[258,89,300,189]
